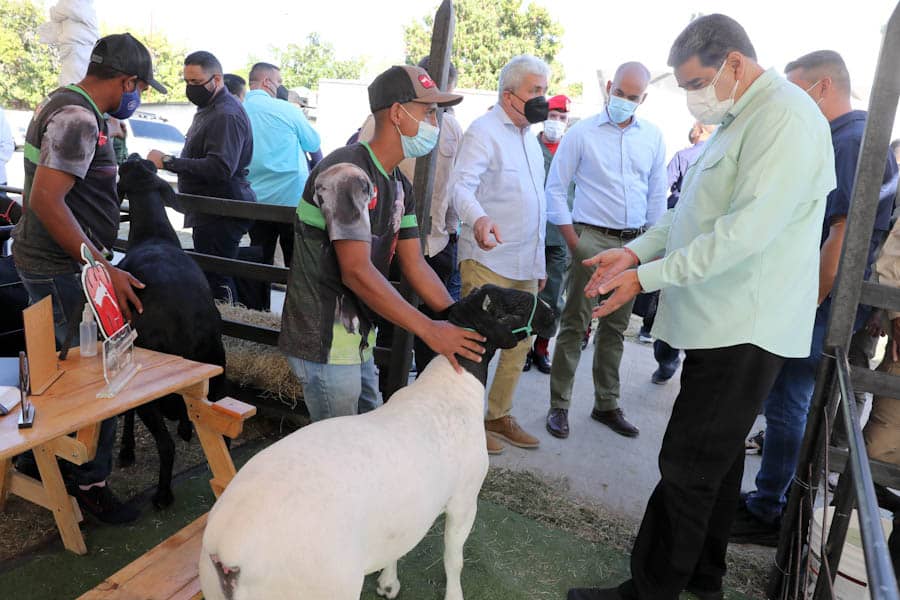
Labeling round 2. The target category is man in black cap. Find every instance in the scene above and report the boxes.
[12,32,166,524]
[279,65,485,423]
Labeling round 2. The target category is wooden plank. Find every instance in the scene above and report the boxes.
[0,348,221,461]
[828,447,900,489]
[185,251,289,283]
[182,387,251,440]
[859,280,900,312]
[211,397,257,421]
[166,193,295,223]
[8,471,82,520]
[0,457,10,512]
[49,435,91,465]
[850,365,900,399]
[79,515,207,600]
[23,296,65,395]
[221,319,279,346]
[33,442,86,554]
[76,422,101,461]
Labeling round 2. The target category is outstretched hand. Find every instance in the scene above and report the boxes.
[583,248,638,298]
[590,270,642,319]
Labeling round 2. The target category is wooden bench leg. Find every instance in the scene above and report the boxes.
[180,381,238,498]
[33,441,87,555]
[0,458,11,512]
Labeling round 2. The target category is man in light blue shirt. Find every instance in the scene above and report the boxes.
[543,62,667,441]
[567,14,835,600]
[244,62,321,270]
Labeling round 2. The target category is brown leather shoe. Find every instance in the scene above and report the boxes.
[546,408,569,438]
[485,415,540,448]
[591,408,639,437]
[486,434,505,455]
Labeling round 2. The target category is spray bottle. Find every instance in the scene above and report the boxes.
[79,305,98,357]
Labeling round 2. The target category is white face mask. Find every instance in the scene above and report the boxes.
[543,119,566,142]
[686,60,739,125]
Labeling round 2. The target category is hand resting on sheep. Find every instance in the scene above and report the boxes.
[199,284,555,600]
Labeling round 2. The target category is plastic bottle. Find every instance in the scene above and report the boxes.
[79,305,98,357]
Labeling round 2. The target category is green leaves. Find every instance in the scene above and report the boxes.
[0,0,59,109]
[403,0,565,92]
[254,33,365,92]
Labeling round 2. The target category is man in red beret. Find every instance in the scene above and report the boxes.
[524,94,574,375]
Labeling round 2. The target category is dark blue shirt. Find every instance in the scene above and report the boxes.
[170,88,256,227]
[817,109,898,330]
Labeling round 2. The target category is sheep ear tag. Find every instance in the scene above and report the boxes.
[80,244,125,340]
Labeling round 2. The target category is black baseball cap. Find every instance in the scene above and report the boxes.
[90,33,167,94]
[368,65,462,113]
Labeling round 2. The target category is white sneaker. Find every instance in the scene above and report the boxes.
[638,332,653,344]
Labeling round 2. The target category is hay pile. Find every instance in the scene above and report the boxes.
[217,303,303,404]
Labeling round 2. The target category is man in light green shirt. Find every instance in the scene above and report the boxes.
[567,13,835,600]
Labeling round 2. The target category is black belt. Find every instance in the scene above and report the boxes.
[576,223,647,240]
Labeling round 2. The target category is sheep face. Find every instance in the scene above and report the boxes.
[451,284,556,349]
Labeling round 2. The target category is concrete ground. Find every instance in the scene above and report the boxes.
[487,324,764,521]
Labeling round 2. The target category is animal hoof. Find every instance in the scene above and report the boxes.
[118,449,136,468]
[152,488,174,509]
[376,582,400,599]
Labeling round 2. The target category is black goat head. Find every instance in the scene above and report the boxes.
[117,154,173,199]
[450,284,557,350]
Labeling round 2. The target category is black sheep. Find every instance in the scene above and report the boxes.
[116,155,227,508]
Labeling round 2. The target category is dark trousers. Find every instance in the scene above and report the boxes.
[621,344,784,599]
[249,220,294,268]
[192,218,251,303]
[16,270,116,486]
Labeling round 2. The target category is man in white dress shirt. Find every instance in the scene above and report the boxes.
[544,62,667,440]
[452,54,570,455]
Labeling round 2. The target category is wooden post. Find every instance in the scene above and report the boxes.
[0,458,11,512]
[385,0,456,400]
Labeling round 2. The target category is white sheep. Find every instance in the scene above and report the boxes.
[199,284,555,600]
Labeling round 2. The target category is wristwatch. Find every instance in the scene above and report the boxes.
[161,154,176,172]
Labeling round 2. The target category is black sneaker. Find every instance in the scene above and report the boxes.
[729,502,779,546]
[73,484,140,524]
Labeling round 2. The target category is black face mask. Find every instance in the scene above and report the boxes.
[275,85,289,101]
[186,75,216,107]
[511,92,549,124]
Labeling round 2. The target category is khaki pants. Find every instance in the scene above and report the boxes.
[865,332,900,465]
[460,259,538,420]
[550,225,636,412]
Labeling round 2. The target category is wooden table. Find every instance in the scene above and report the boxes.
[0,346,243,555]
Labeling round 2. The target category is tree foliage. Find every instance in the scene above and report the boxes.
[0,0,59,109]
[404,0,565,91]
[264,33,365,91]
[133,31,188,104]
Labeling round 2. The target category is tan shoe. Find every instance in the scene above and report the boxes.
[486,434,505,455]
[485,415,540,449]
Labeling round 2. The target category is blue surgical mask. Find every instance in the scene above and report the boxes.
[109,84,141,119]
[398,105,440,159]
[607,95,638,124]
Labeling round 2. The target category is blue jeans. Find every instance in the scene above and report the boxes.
[16,269,116,486]
[17,269,85,346]
[286,356,380,422]
[746,314,828,524]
